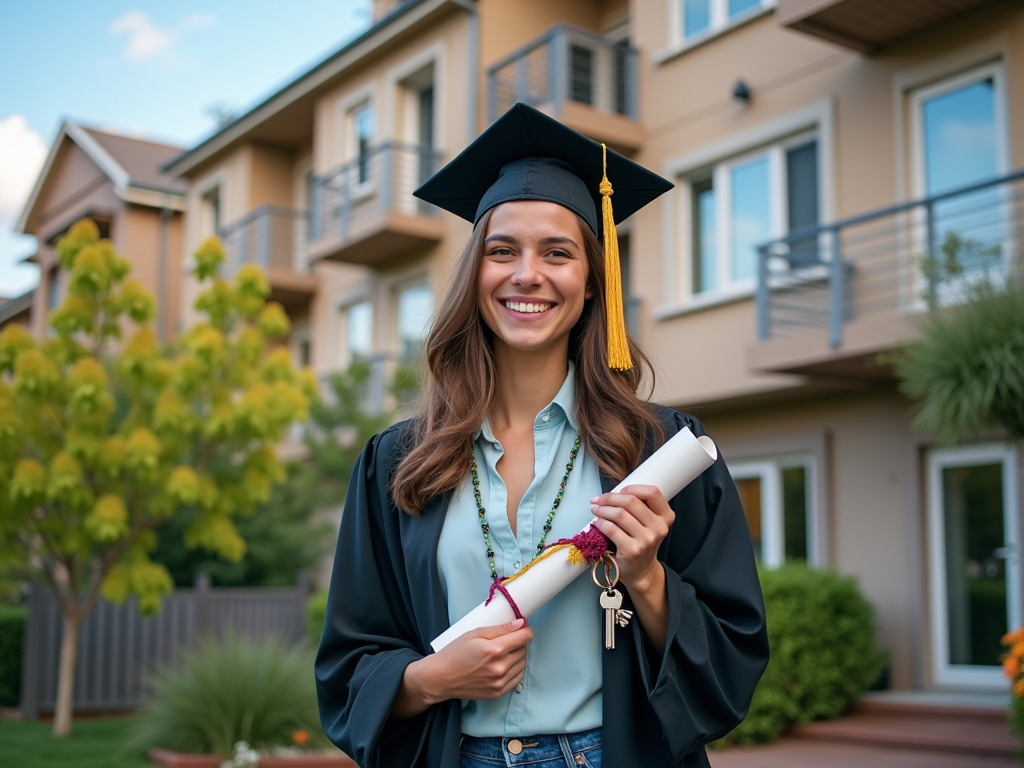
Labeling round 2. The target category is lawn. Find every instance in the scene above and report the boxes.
[0,717,151,768]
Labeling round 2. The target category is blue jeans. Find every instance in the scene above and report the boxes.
[459,728,601,768]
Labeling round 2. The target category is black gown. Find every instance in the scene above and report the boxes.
[315,406,768,768]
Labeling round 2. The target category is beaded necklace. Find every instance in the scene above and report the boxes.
[470,434,582,582]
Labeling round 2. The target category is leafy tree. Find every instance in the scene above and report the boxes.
[0,221,311,737]
[894,233,1024,444]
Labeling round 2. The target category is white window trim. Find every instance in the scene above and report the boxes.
[186,170,227,271]
[337,298,374,369]
[730,454,818,569]
[384,41,445,153]
[658,100,833,316]
[927,442,1021,690]
[658,0,776,64]
[393,277,434,358]
[347,102,377,201]
[909,61,1009,200]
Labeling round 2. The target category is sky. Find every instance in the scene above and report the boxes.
[0,0,371,298]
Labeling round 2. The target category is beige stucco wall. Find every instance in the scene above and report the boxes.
[630,3,1024,408]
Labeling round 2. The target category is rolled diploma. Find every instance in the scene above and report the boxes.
[430,426,718,651]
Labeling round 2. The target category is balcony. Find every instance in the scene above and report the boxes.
[487,25,642,153]
[777,0,996,53]
[219,206,316,309]
[307,142,444,267]
[751,168,1024,379]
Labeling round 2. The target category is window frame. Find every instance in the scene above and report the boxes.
[339,299,374,368]
[729,453,818,568]
[687,129,818,299]
[667,0,776,52]
[347,101,376,197]
[393,280,434,361]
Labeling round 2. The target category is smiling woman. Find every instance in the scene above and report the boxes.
[314,104,769,768]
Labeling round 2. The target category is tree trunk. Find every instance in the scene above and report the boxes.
[52,610,80,738]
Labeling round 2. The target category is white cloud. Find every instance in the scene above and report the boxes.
[109,10,217,64]
[110,10,173,62]
[0,114,47,221]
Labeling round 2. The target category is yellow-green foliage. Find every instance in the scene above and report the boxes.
[0,219,310,625]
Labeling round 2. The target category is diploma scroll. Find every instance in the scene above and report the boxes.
[430,426,718,651]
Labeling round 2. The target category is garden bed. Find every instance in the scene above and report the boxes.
[147,748,356,768]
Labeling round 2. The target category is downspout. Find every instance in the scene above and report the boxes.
[450,0,479,142]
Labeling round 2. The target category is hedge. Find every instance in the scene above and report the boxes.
[306,590,328,644]
[716,563,888,746]
[0,604,26,707]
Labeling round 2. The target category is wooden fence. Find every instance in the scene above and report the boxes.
[19,574,309,718]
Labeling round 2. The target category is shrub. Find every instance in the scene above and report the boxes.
[1001,627,1024,761]
[307,590,329,643]
[124,633,326,756]
[0,605,26,706]
[717,563,888,746]
[1011,696,1024,763]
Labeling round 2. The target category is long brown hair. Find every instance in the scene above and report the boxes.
[391,208,665,514]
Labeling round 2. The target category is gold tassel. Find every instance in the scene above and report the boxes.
[600,143,633,371]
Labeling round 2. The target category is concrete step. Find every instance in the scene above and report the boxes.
[789,693,1016,758]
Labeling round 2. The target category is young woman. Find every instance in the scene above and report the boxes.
[315,104,768,768]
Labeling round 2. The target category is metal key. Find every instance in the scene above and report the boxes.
[600,589,623,649]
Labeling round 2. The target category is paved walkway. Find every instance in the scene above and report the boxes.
[709,738,1020,768]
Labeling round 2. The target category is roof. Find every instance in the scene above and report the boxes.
[163,0,462,177]
[0,289,34,327]
[15,122,186,234]
[80,128,188,195]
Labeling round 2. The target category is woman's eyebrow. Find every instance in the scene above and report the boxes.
[538,236,579,248]
[484,233,518,245]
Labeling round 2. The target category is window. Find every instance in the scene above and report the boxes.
[395,283,433,360]
[342,301,372,366]
[730,456,815,567]
[688,136,819,296]
[201,186,221,238]
[570,44,594,105]
[679,0,771,43]
[911,64,1007,285]
[47,267,61,311]
[350,103,375,186]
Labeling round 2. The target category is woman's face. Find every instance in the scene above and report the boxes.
[477,200,592,359]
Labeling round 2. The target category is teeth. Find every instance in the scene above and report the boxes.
[504,301,550,313]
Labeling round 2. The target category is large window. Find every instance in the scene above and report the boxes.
[342,300,372,366]
[350,103,375,187]
[689,136,819,296]
[679,0,772,43]
[395,283,433,360]
[912,64,1007,285]
[731,456,815,567]
[200,186,221,238]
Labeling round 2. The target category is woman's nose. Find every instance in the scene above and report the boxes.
[511,252,540,286]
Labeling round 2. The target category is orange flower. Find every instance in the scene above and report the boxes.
[1003,628,1024,647]
[1004,655,1021,681]
[1013,641,1024,661]
[292,729,310,747]
[1014,678,1024,698]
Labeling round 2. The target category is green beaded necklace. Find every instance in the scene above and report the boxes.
[470,434,582,580]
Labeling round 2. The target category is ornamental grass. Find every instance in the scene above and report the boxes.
[123,632,327,757]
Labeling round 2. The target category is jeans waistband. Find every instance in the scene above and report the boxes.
[460,728,601,765]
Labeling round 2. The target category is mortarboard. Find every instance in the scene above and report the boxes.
[413,103,673,371]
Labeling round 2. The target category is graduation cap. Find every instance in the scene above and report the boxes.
[413,103,673,371]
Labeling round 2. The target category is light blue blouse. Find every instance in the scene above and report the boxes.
[437,363,604,738]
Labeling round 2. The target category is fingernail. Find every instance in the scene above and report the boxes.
[589,497,598,503]
[590,504,599,513]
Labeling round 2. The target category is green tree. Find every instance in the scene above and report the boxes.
[894,234,1024,445]
[0,220,311,737]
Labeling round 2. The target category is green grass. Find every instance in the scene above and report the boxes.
[0,717,150,768]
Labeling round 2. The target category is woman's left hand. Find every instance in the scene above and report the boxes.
[590,485,674,594]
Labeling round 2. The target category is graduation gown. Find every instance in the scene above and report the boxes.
[315,405,769,768]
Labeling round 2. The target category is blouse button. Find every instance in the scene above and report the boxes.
[515,682,524,693]
[513,561,521,570]
[541,413,550,422]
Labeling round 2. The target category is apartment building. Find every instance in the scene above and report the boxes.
[163,0,1023,698]
[8,122,186,341]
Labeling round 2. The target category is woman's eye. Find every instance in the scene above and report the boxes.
[547,249,571,260]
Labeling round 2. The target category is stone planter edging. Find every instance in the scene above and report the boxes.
[146,748,357,768]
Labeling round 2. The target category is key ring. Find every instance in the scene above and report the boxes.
[591,552,619,591]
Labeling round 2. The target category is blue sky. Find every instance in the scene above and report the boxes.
[0,0,371,297]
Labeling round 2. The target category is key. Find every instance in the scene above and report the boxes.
[600,589,623,649]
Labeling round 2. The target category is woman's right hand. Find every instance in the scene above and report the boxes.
[391,618,533,718]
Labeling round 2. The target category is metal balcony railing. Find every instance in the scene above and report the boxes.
[755,168,1024,349]
[309,141,442,245]
[219,205,309,275]
[487,24,638,123]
